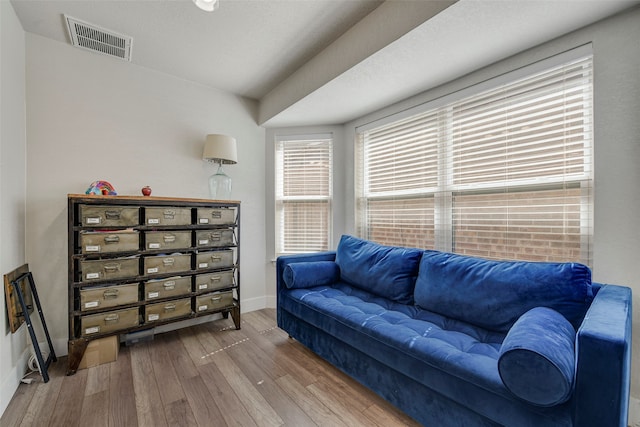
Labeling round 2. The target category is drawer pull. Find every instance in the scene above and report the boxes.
[211,211,222,219]
[210,255,222,262]
[210,296,222,302]
[104,314,120,323]
[163,210,175,219]
[163,258,175,266]
[104,235,121,244]
[209,232,222,241]
[163,281,176,289]
[104,263,121,272]
[104,210,122,220]
[210,276,221,282]
[164,304,176,312]
[103,289,119,299]
[163,235,176,243]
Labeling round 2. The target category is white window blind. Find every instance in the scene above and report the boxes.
[275,135,333,255]
[357,53,593,264]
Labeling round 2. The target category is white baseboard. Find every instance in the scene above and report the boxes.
[53,337,68,358]
[0,347,31,418]
[629,396,640,427]
[265,294,277,309]
[241,296,267,313]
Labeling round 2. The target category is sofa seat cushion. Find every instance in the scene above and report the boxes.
[279,283,574,426]
[281,282,511,391]
[415,250,593,333]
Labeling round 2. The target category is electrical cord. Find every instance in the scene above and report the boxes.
[20,351,48,384]
[28,353,42,373]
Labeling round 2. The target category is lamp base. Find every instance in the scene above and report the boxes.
[209,165,232,199]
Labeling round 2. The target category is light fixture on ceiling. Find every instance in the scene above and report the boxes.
[203,134,238,199]
[193,0,219,12]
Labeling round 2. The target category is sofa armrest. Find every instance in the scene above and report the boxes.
[276,252,337,293]
[276,252,337,330]
[573,284,632,427]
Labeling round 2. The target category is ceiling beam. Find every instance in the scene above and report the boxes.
[258,0,456,126]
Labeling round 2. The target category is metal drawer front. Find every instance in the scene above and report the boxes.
[194,270,234,292]
[196,208,236,225]
[80,282,139,311]
[144,254,191,275]
[80,258,139,282]
[195,291,233,313]
[81,307,139,336]
[145,298,191,323]
[195,229,234,248]
[144,276,192,300]
[80,205,139,227]
[145,207,191,226]
[80,231,139,254]
[145,231,192,251]
[195,250,234,270]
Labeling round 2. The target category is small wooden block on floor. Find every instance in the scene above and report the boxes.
[78,336,119,370]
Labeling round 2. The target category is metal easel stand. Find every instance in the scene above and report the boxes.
[11,272,57,383]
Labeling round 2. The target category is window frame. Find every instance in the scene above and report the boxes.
[275,133,333,256]
[356,47,593,265]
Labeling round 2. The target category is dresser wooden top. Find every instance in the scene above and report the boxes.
[68,193,241,204]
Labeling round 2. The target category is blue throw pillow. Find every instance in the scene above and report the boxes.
[283,261,340,289]
[335,235,422,304]
[498,307,576,407]
[414,250,592,332]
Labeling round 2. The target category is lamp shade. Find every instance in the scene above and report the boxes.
[202,134,237,164]
[193,0,219,12]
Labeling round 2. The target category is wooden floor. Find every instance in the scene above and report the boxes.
[1,308,420,427]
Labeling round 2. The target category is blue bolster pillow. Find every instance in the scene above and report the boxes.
[498,307,576,407]
[282,261,340,289]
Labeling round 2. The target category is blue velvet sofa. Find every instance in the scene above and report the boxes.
[276,235,632,427]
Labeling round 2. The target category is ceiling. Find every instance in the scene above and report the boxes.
[10,0,639,128]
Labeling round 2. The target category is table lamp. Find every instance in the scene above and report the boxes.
[202,134,237,199]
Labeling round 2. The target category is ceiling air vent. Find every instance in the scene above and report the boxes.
[65,15,133,61]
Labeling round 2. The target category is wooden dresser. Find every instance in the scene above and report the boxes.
[67,194,240,374]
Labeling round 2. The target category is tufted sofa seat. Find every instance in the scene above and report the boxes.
[282,283,507,393]
[276,235,632,427]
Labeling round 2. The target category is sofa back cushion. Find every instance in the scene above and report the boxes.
[335,235,422,304]
[414,250,593,332]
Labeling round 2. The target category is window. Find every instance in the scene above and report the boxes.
[275,134,333,255]
[356,52,593,265]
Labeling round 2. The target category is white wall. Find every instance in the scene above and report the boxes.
[24,33,267,359]
[342,6,640,415]
[0,0,28,416]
